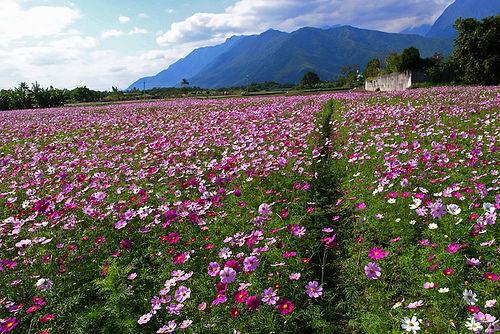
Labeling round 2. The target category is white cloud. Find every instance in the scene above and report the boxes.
[166,9,175,14]
[0,0,80,42]
[129,27,149,35]
[138,13,149,19]
[118,15,131,24]
[101,29,125,39]
[156,0,454,45]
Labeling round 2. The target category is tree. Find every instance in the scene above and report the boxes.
[400,47,421,71]
[300,71,321,88]
[335,64,362,88]
[453,15,500,85]
[384,53,403,74]
[364,58,381,78]
[180,78,190,87]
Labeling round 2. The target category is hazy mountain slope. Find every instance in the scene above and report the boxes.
[426,0,500,38]
[127,35,244,90]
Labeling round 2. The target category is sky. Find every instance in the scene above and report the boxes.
[0,0,454,90]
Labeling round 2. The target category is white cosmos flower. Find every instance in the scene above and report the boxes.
[465,317,483,332]
[483,203,495,213]
[410,198,422,209]
[401,316,422,333]
[447,204,461,215]
[438,287,450,293]
[428,223,438,230]
[463,289,478,305]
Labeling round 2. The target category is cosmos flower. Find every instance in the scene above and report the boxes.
[245,295,261,311]
[483,272,498,281]
[0,318,19,333]
[305,281,323,298]
[401,316,421,333]
[243,256,259,272]
[463,289,478,305]
[261,288,279,305]
[276,299,295,315]
[220,267,236,284]
[207,262,221,277]
[174,286,191,303]
[364,262,381,280]
[368,247,389,260]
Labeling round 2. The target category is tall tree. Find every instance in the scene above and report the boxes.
[300,71,321,88]
[400,47,421,71]
[453,15,500,85]
[364,59,381,78]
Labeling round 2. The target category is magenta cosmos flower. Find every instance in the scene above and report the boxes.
[0,317,19,332]
[364,262,381,280]
[219,267,236,284]
[484,272,499,281]
[276,299,295,315]
[368,247,389,260]
[246,295,261,311]
[305,281,323,298]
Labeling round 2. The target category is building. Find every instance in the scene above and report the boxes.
[365,71,426,92]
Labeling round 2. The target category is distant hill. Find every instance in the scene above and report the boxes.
[426,0,500,38]
[128,26,452,89]
[400,24,432,36]
[127,35,244,90]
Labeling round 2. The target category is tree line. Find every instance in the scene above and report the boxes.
[300,15,499,90]
[362,15,499,85]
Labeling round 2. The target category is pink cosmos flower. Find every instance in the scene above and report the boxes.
[474,312,496,324]
[243,256,259,272]
[261,287,279,305]
[305,281,323,298]
[364,262,381,280]
[258,203,272,215]
[219,267,236,284]
[368,247,389,260]
[446,242,466,254]
[138,313,152,325]
[174,286,191,303]
[212,293,228,305]
[207,262,221,277]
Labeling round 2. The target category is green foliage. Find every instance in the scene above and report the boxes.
[400,46,421,71]
[384,53,403,74]
[453,15,500,85]
[300,71,321,88]
[363,59,381,79]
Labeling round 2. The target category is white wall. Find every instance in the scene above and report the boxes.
[365,72,412,92]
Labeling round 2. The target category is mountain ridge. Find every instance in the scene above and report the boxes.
[426,0,500,38]
[128,25,452,90]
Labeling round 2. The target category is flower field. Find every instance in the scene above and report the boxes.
[0,87,498,333]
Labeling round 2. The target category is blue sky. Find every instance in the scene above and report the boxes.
[0,0,453,90]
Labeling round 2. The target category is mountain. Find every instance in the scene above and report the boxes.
[188,26,452,88]
[400,24,432,36]
[426,0,500,38]
[127,35,244,90]
[128,26,453,89]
